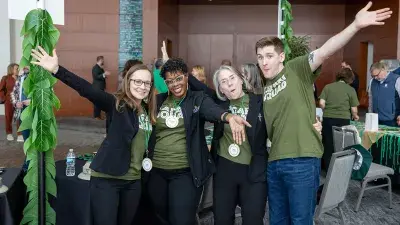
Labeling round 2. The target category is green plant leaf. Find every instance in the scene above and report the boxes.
[24,9,41,33]
[32,88,53,120]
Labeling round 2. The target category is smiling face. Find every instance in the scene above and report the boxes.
[256,45,285,80]
[217,69,244,100]
[128,69,152,101]
[165,72,188,98]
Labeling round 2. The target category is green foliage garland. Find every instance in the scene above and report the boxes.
[286,35,311,62]
[280,0,294,62]
[19,9,60,225]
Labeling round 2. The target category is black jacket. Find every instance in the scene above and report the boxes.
[55,66,140,176]
[92,64,106,90]
[189,75,268,182]
[148,89,227,187]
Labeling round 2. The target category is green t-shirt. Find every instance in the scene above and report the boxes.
[218,94,252,165]
[263,55,323,162]
[91,111,152,180]
[153,69,168,94]
[319,81,359,119]
[153,96,189,169]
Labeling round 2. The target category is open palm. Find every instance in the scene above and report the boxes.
[31,46,59,74]
[354,2,392,29]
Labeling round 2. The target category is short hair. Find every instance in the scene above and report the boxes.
[96,56,104,62]
[192,65,206,84]
[221,59,232,66]
[154,58,164,69]
[7,63,19,76]
[336,68,354,84]
[212,65,251,101]
[255,37,284,54]
[370,61,388,72]
[160,58,188,79]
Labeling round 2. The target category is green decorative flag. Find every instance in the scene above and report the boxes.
[19,8,60,225]
[280,0,294,62]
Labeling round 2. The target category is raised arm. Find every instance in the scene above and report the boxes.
[309,2,392,72]
[31,47,115,113]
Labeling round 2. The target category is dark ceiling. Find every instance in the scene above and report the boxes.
[178,0,357,5]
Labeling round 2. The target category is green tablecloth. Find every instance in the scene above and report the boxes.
[352,121,400,173]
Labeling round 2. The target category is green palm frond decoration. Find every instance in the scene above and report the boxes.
[280,0,294,61]
[19,8,60,225]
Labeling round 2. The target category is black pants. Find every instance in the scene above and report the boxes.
[213,157,266,225]
[148,167,203,225]
[89,177,141,225]
[322,117,350,170]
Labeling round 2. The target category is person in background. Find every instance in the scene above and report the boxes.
[221,59,232,66]
[369,61,400,127]
[92,56,111,120]
[153,58,168,94]
[241,63,264,95]
[0,63,19,141]
[11,66,30,142]
[341,60,360,95]
[191,65,207,84]
[319,68,359,170]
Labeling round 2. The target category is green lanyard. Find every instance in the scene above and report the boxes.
[172,96,185,109]
[141,105,151,155]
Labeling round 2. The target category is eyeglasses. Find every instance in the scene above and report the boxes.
[219,75,237,86]
[130,79,152,88]
[371,69,382,79]
[165,75,185,86]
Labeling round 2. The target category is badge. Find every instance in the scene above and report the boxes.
[228,144,240,157]
[166,116,179,128]
[142,158,153,172]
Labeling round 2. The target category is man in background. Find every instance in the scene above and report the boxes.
[153,58,168,94]
[92,56,110,119]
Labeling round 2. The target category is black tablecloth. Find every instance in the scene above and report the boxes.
[0,168,26,225]
[54,160,91,225]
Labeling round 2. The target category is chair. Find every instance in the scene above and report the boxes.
[315,149,356,224]
[195,176,213,224]
[332,126,394,212]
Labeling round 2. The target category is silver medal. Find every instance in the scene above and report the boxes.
[228,144,240,157]
[166,116,179,128]
[142,158,153,172]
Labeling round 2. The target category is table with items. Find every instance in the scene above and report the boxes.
[352,121,400,183]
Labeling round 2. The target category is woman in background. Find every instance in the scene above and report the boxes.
[0,63,19,141]
[319,68,359,170]
[241,63,264,95]
[191,65,207,84]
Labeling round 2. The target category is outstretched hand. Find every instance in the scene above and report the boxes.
[161,41,169,62]
[354,1,392,30]
[31,46,59,74]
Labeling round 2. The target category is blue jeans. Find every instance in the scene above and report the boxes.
[267,157,321,225]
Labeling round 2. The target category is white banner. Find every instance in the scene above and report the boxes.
[8,0,64,25]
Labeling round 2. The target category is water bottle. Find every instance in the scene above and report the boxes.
[66,149,76,176]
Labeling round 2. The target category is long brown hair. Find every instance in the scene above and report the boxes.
[115,64,157,124]
[7,63,18,76]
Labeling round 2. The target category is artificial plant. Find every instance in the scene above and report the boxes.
[19,8,60,225]
[286,35,311,62]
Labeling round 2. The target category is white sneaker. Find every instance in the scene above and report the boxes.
[17,135,24,142]
[7,134,14,141]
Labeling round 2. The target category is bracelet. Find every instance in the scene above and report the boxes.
[222,112,229,122]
